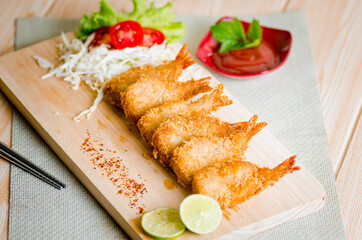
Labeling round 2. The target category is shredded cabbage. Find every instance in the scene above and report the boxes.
[33,55,54,69]
[37,32,182,121]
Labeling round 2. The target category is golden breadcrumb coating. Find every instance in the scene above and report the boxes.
[121,75,212,123]
[103,44,195,108]
[171,115,267,188]
[192,156,299,209]
[137,84,232,143]
[101,44,299,211]
[151,116,247,168]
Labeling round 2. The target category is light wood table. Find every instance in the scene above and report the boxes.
[0,0,360,239]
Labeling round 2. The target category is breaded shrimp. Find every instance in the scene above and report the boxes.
[103,44,195,108]
[152,116,247,168]
[137,84,232,143]
[121,75,212,123]
[192,156,299,209]
[170,115,267,188]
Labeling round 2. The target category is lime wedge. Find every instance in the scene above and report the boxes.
[141,207,186,239]
[179,194,222,234]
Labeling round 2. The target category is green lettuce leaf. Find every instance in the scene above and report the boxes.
[76,0,185,43]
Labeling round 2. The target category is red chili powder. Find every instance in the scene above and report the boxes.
[81,130,146,214]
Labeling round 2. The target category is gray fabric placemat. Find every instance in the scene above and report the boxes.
[9,13,345,239]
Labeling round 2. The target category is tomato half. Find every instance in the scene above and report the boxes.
[110,21,143,49]
[141,28,166,47]
[89,26,113,48]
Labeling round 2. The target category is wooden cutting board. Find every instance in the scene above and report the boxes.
[0,32,325,239]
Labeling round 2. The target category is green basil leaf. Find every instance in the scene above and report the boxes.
[210,17,263,52]
[211,21,239,42]
[219,40,239,52]
[243,38,262,49]
[247,19,262,41]
[232,17,247,42]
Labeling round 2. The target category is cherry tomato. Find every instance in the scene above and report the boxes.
[110,21,143,49]
[89,26,113,48]
[141,28,166,47]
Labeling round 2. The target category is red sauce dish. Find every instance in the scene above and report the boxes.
[196,16,292,78]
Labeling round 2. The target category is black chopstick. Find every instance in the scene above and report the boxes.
[0,141,67,190]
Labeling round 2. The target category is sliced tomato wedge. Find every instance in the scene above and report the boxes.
[141,28,166,47]
[110,21,143,49]
[89,26,113,48]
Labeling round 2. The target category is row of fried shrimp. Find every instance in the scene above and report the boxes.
[103,44,299,209]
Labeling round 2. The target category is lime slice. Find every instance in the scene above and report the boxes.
[179,194,222,234]
[141,207,186,239]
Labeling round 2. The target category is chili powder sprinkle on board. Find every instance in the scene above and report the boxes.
[81,130,147,214]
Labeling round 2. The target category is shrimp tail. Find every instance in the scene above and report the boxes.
[242,115,267,140]
[258,155,299,189]
[227,121,249,134]
[176,44,196,69]
[275,155,300,173]
[210,84,233,108]
[185,77,212,97]
[194,84,233,111]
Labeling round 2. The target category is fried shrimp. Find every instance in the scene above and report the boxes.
[121,75,212,123]
[152,116,246,168]
[170,115,267,188]
[103,44,195,108]
[137,84,232,143]
[192,156,299,209]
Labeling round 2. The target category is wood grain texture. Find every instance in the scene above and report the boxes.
[285,1,362,237]
[286,0,362,173]
[46,0,288,18]
[0,0,360,239]
[0,0,55,55]
[0,1,54,239]
[0,94,12,146]
[1,1,290,239]
[336,115,362,240]
[164,0,289,15]
[0,92,11,240]
[0,34,325,239]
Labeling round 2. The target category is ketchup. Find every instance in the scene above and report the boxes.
[212,40,280,75]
